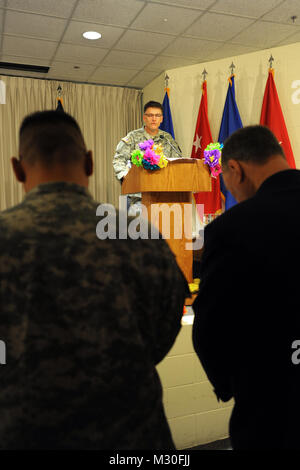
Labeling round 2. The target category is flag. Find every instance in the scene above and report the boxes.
[218,75,243,210]
[191,80,222,218]
[260,69,295,168]
[159,88,175,138]
[56,98,64,112]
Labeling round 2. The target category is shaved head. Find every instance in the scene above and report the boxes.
[19,110,87,167]
[12,110,93,192]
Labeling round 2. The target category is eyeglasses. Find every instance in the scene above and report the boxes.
[144,113,162,118]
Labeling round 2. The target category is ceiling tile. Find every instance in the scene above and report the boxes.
[47,62,96,81]
[101,50,154,69]
[2,35,58,59]
[276,30,300,46]
[130,2,203,34]
[6,0,77,18]
[144,55,198,72]
[185,12,255,41]
[54,43,109,65]
[149,0,215,8]
[4,10,67,40]
[262,0,300,24]
[163,37,222,59]
[62,21,125,49]
[210,0,283,18]
[73,0,146,27]
[232,20,298,48]
[126,70,161,87]
[88,66,139,85]
[115,30,174,54]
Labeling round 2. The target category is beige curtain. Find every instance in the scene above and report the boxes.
[0,75,142,210]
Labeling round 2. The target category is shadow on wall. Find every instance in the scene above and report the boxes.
[248,60,267,125]
[210,69,225,139]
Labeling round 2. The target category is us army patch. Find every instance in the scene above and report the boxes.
[122,136,131,144]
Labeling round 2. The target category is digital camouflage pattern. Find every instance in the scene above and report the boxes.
[113,127,182,182]
[0,182,189,449]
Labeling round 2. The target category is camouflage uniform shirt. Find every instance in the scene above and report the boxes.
[0,182,189,449]
[113,127,182,197]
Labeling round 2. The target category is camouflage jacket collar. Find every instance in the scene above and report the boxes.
[140,126,163,141]
[24,182,93,202]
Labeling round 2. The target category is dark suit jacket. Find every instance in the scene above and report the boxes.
[192,169,300,450]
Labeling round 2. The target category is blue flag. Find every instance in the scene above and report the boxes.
[159,90,175,138]
[218,76,243,210]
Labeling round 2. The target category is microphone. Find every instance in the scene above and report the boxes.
[160,134,182,157]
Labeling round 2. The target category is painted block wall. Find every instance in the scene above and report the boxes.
[156,317,234,450]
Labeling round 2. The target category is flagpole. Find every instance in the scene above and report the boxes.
[56,84,64,112]
[57,84,62,103]
[268,54,275,76]
[164,74,170,97]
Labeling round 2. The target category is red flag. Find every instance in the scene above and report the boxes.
[191,80,222,218]
[260,69,295,168]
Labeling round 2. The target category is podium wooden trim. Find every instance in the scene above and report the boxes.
[122,158,211,194]
[122,159,211,305]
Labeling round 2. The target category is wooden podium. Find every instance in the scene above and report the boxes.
[122,159,211,305]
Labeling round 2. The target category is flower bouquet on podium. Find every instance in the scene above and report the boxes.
[131,139,168,171]
[203,142,223,178]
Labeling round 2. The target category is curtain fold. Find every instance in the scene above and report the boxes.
[0,75,142,210]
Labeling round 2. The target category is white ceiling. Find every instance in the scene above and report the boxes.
[1,0,300,89]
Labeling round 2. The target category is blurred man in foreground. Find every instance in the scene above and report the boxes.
[0,110,189,449]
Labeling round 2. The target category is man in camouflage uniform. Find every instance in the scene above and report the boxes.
[0,110,189,449]
[113,100,182,213]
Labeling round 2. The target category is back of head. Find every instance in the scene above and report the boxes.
[144,100,163,113]
[222,125,286,168]
[19,110,87,167]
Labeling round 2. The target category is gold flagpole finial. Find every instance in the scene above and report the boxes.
[202,69,208,81]
[268,55,274,69]
[229,62,235,76]
[57,84,62,98]
[164,74,169,88]
[164,74,170,96]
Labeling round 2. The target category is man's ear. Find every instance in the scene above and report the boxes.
[11,157,26,183]
[227,159,244,183]
[84,151,93,177]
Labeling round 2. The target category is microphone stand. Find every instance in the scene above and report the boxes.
[160,134,182,157]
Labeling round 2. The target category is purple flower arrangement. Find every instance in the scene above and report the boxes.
[203,142,223,178]
[131,139,168,171]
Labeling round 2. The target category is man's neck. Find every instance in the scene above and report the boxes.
[244,155,291,193]
[23,164,89,193]
[144,126,159,136]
